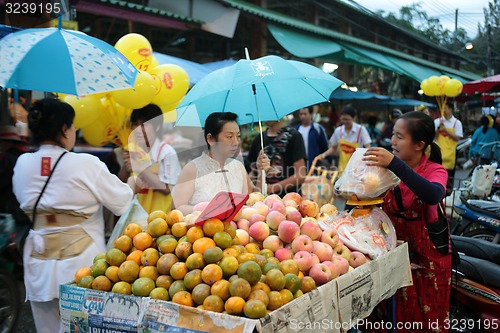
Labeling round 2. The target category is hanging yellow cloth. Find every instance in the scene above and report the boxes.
[136,163,173,214]
[436,121,458,170]
[338,127,361,174]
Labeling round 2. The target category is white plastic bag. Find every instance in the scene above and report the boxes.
[471,163,497,197]
[106,196,148,249]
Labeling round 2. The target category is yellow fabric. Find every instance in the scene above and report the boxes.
[136,163,172,214]
[338,137,359,174]
[436,127,457,170]
[31,228,93,260]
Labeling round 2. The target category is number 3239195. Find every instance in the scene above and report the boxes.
[444,318,498,330]
[5,2,61,14]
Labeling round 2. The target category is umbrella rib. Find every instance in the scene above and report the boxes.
[300,77,330,101]
[261,82,280,120]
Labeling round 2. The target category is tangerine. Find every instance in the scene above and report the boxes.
[170,262,188,280]
[186,226,204,243]
[193,237,216,255]
[224,296,245,315]
[171,222,187,238]
[148,218,168,238]
[243,299,267,319]
[141,248,160,266]
[139,266,159,281]
[114,235,133,253]
[183,269,202,290]
[105,248,127,267]
[92,275,112,292]
[245,243,261,254]
[203,246,223,264]
[267,291,283,311]
[185,253,205,270]
[228,278,251,299]
[168,280,187,299]
[124,223,143,239]
[78,275,94,289]
[202,218,224,237]
[112,281,132,295]
[156,253,178,275]
[192,283,211,305]
[213,231,233,249]
[118,260,140,283]
[172,290,193,307]
[157,237,177,254]
[166,210,184,227]
[150,287,169,300]
[210,279,230,301]
[148,210,168,223]
[265,269,286,291]
[126,250,143,266]
[133,232,153,250]
[201,264,223,285]
[223,222,237,239]
[237,261,262,285]
[91,259,109,277]
[203,295,224,313]
[105,266,120,283]
[156,275,174,289]
[248,290,270,307]
[132,277,155,297]
[219,256,239,278]
[74,267,92,284]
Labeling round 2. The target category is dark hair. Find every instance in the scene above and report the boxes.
[305,106,314,114]
[341,106,356,118]
[130,104,163,132]
[28,98,75,146]
[445,102,454,110]
[390,109,403,120]
[400,111,442,164]
[367,116,378,127]
[480,116,490,134]
[204,112,238,149]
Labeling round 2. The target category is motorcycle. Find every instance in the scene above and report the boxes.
[452,197,500,243]
[450,235,500,333]
[0,214,21,333]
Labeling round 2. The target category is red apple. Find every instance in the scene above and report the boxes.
[283,199,298,208]
[321,229,340,249]
[249,213,266,225]
[270,201,286,215]
[266,210,286,230]
[310,253,320,266]
[278,220,300,244]
[300,221,322,241]
[298,199,319,218]
[248,221,270,242]
[308,263,332,285]
[285,207,302,225]
[241,207,259,220]
[330,255,350,275]
[252,201,269,216]
[262,235,283,253]
[283,192,302,205]
[293,250,314,272]
[275,247,294,261]
[236,218,250,231]
[264,194,282,208]
[349,251,367,268]
[322,260,341,279]
[312,241,334,262]
[246,192,265,206]
[291,234,313,253]
[235,229,250,246]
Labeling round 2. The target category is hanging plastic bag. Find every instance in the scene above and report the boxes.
[471,163,497,197]
[334,148,400,200]
[106,196,148,249]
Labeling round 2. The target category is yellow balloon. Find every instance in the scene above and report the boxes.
[420,79,429,93]
[147,56,159,73]
[149,64,190,106]
[114,33,153,71]
[64,95,103,130]
[424,76,440,97]
[111,71,156,109]
[159,102,181,123]
[81,107,119,146]
[444,79,463,97]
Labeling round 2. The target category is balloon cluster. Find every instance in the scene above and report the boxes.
[60,33,190,147]
[420,75,463,116]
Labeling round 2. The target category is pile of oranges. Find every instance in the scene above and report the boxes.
[73,209,315,319]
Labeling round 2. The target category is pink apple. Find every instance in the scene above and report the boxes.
[293,251,314,272]
[312,241,334,262]
[193,201,209,212]
[249,214,266,225]
[283,192,302,206]
[248,221,270,242]
[283,199,298,208]
[349,251,368,268]
[266,210,286,230]
[229,221,237,230]
[275,247,294,261]
[321,229,340,249]
[308,263,332,285]
[246,192,265,206]
[333,244,351,261]
[310,253,320,266]
[330,256,350,275]
[270,201,286,215]
[262,235,283,253]
[298,200,319,218]
[235,229,249,246]
[291,234,314,253]
[236,218,250,231]
[264,194,282,208]
[252,201,269,216]
[241,207,259,220]
[322,260,341,279]
[285,207,302,225]
[278,220,300,244]
[300,221,322,241]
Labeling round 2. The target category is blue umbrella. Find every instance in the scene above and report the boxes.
[0,28,138,96]
[330,88,390,100]
[176,55,344,127]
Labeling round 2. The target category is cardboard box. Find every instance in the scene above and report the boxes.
[60,243,411,333]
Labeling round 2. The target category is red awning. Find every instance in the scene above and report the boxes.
[463,74,500,95]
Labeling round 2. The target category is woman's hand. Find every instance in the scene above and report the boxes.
[362,147,394,168]
[256,150,270,172]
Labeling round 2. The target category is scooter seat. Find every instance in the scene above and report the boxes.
[452,235,500,265]
[455,254,500,289]
[465,199,500,219]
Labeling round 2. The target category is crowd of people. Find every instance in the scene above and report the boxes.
[2,95,500,333]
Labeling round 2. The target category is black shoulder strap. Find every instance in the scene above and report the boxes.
[31,151,68,227]
[393,186,405,213]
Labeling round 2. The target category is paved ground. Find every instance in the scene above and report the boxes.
[16,278,36,332]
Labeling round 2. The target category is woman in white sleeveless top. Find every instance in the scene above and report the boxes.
[173,112,255,215]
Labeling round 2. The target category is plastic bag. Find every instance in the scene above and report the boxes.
[106,196,148,249]
[471,163,497,197]
[301,176,333,206]
[334,148,400,200]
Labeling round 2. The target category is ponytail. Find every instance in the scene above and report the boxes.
[429,142,442,164]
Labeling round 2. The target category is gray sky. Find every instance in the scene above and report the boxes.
[349,0,490,38]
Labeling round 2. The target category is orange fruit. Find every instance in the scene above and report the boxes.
[141,248,160,266]
[203,246,223,264]
[300,276,316,293]
[245,243,261,254]
[118,260,140,283]
[228,278,251,299]
[285,273,302,294]
[93,253,106,263]
[133,232,153,251]
[78,275,94,289]
[124,223,143,239]
[237,253,256,265]
[172,290,193,307]
[150,287,169,300]
[156,253,179,275]
[168,280,187,299]
[126,250,143,266]
[112,281,132,295]
[248,290,270,307]
[92,275,112,291]
[201,264,223,285]
[171,222,188,238]
[251,281,271,294]
[166,210,184,227]
[279,259,299,275]
[170,262,188,280]
[156,275,174,289]
[259,249,274,259]
[183,269,203,290]
[243,299,267,319]
[132,277,156,296]
[105,248,127,267]
[294,289,304,299]
[266,257,280,265]
[74,267,92,284]
[114,235,133,253]
[213,231,233,249]
[193,237,216,255]
[203,294,224,313]
[280,289,294,305]
[223,222,237,239]
[265,269,286,291]
[174,241,193,261]
[185,253,205,270]
[219,256,239,278]
[267,291,283,311]
[237,261,262,286]
[186,226,204,244]
[148,218,168,238]
[202,218,224,237]
[148,210,168,223]
[262,262,280,275]
[222,247,239,258]
[225,296,246,315]
[157,237,177,254]
[105,266,120,283]
[192,283,211,305]
[139,265,159,281]
[210,279,230,301]
[91,259,109,277]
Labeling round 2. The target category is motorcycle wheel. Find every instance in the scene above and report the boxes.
[0,269,20,333]
[462,228,496,242]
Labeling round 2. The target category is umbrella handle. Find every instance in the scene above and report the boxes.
[261,171,267,195]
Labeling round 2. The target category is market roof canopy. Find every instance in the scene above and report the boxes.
[267,23,477,83]
[462,74,500,95]
[330,88,390,100]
